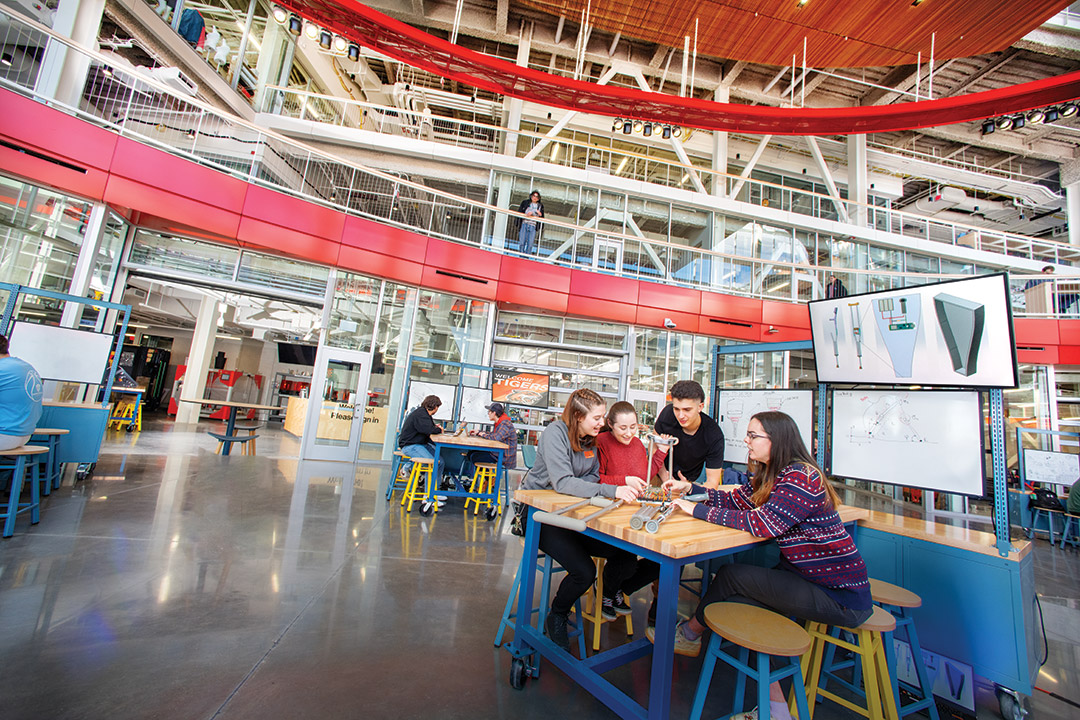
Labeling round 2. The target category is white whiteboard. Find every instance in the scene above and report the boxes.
[8,322,113,384]
[406,381,454,421]
[831,390,984,495]
[1023,450,1079,486]
[461,387,493,425]
[717,390,814,464]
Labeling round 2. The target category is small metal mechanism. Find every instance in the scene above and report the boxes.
[645,433,678,485]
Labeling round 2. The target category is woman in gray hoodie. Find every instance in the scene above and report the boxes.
[522,388,643,652]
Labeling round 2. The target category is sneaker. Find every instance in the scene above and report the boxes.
[600,595,618,621]
[644,620,701,657]
[545,610,571,652]
[612,591,632,615]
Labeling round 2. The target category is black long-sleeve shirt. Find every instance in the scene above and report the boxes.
[398,406,443,447]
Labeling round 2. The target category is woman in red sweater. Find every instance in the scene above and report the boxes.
[595,402,665,620]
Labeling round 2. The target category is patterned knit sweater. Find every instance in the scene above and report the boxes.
[690,463,871,611]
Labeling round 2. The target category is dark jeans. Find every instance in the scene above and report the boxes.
[694,563,872,629]
[462,450,499,484]
[539,523,660,615]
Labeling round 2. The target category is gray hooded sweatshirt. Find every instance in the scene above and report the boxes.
[522,419,616,499]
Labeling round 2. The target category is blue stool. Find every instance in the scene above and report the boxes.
[1030,507,1061,544]
[494,550,588,661]
[386,451,412,501]
[1,445,47,537]
[689,602,813,720]
[1060,514,1080,550]
[30,428,68,495]
[871,579,940,720]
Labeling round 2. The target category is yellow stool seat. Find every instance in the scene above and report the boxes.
[869,579,921,609]
[464,462,499,516]
[703,602,812,657]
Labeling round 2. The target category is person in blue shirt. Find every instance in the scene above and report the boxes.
[0,334,44,452]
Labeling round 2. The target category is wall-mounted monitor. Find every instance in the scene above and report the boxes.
[808,273,1017,388]
[717,389,815,465]
[277,342,317,366]
[830,389,984,495]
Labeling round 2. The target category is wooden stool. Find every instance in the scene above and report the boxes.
[583,556,633,651]
[208,432,259,455]
[464,462,498,516]
[1029,507,1061,544]
[0,445,48,538]
[1060,513,1080,550]
[802,606,900,720]
[235,424,260,455]
[494,550,587,663]
[400,457,435,513]
[30,428,69,494]
[689,602,813,720]
[870,579,940,720]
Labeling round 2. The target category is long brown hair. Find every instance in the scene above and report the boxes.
[562,388,605,452]
[747,411,840,509]
[602,401,637,433]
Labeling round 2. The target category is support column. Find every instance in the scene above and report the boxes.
[710,87,729,198]
[847,134,868,227]
[493,23,532,247]
[175,296,221,425]
[59,203,109,329]
[35,0,106,107]
[254,20,292,113]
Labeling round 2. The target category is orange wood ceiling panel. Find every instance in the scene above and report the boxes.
[523,0,1073,68]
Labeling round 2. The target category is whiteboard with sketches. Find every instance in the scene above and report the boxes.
[1023,449,1079,487]
[717,390,814,464]
[830,389,983,495]
[8,322,113,384]
[460,387,493,425]
[406,381,454,421]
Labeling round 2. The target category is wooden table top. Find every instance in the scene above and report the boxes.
[516,489,868,560]
[33,428,70,435]
[858,510,1032,561]
[43,401,108,409]
[180,399,280,411]
[434,433,508,450]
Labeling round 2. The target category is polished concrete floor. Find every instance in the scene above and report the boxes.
[1,417,1078,720]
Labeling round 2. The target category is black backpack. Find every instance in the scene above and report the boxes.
[1029,487,1065,512]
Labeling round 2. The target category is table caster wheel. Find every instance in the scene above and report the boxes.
[486,506,499,521]
[509,658,527,689]
[419,501,435,516]
[126,424,135,432]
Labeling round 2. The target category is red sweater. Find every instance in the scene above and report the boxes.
[595,432,667,485]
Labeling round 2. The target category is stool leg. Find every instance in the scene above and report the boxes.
[29,461,40,525]
[404,464,419,511]
[494,555,525,647]
[858,628,885,720]
[902,614,940,720]
[733,645,750,717]
[873,631,901,720]
[883,627,900,711]
[802,626,826,719]
[387,455,402,500]
[591,558,604,651]
[4,457,27,537]
[790,658,813,720]
[689,632,721,720]
[757,651,772,720]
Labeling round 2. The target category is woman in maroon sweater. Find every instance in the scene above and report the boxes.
[595,402,665,619]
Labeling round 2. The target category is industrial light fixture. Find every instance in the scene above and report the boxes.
[612,117,623,132]
[981,119,995,135]
[0,52,11,67]
[1044,106,1061,123]
[672,126,683,138]
[1027,108,1045,124]
[319,30,333,50]
[271,5,288,24]
[994,116,1013,131]
[1061,103,1078,118]
[633,120,644,133]
[333,35,349,53]
[661,125,672,139]
[642,123,653,137]
[287,14,302,36]
[304,22,320,40]
[622,120,632,134]
[1011,114,1025,130]
[347,43,360,62]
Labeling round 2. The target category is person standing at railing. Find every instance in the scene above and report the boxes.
[517,190,544,255]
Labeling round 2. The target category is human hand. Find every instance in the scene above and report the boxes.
[663,478,692,495]
[624,475,646,493]
[672,498,696,515]
[614,484,640,503]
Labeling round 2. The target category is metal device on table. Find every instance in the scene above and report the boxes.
[629,434,683,534]
[532,496,626,532]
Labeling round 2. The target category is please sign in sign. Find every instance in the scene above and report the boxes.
[493,369,550,408]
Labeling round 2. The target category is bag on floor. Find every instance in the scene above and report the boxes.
[1029,487,1064,511]
[509,470,530,537]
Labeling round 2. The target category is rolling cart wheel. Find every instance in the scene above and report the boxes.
[419,501,435,517]
[126,424,135,433]
[485,506,499,522]
[509,658,527,689]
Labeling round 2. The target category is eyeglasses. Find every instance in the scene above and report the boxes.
[745,432,770,441]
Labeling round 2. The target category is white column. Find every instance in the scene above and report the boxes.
[711,87,729,198]
[35,0,106,107]
[493,25,532,247]
[1067,181,1080,247]
[847,134,868,227]
[59,202,109,329]
[175,296,221,424]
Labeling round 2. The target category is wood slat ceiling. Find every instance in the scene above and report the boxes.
[520,0,1074,68]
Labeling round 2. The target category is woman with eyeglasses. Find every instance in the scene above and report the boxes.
[655,410,871,720]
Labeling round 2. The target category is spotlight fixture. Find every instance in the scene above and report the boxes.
[643,123,653,137]
[661,125,672,139]
[304,22,320,40]
[1061,103,1078,118]
[981,120,995,135]
[994,116,1013,131]
[633,120,644,134]
[0,52,11,66]
[612,117,623,132]
[622,120,632,134]
[187,128,196,139]
[319,30,332,50]
[287,13,302,36]
[1027,109,1045,124]
[1045,106,1061,123]
[333,35,348,53]
[271,5,288,24]
[102,65,114,78]
[1011,114,1025,130]
[347,43,360,62]
[672,126,683,138]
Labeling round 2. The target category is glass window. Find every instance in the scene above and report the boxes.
[326,272,380,352]
[237,250,329,298]
[128,230,238,280]
[411,290,488,365]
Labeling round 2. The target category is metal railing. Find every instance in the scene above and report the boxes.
[0,8,1076,318]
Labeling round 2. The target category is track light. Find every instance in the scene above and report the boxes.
[333,35,348,53]
[288,14,302,36]
[622,121,632,134]
[994,116,1013,131]
[612,117,623,132]
[981,120,995,135]
[348,43,360,62]
[672,126,683,138]
[1061,103,1078,118]
[0,52,11,67]
[1045,106,1061,123]
[632,120,644,134]
[1011,114,1025,130]
[319,30,332,50]
[643,123,653,137]
[271,5,288,24]
[662,125,672,139]
[1027,109,1045,124]
[304,22,320,40]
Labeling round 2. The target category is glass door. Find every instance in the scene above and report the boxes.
[301,347,372,462]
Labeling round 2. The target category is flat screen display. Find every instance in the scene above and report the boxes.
[277,342,317,366]
[808,273,1017,388]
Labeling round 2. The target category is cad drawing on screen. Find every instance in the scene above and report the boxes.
[934,293,985,377]
[847,393,928,446]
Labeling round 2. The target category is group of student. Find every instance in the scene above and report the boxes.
[521,379,872,720]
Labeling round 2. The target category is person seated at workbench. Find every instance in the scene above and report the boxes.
[0,334,44,452]
[521,388,644,652]
[595,401,667,620]
[463,402,518,481]
[654,380,725,488]
[397,394,444,474]
[659,411,871,720]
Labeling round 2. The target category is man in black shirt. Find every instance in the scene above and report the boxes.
[398,394,444,466]
[654,380,725,488]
